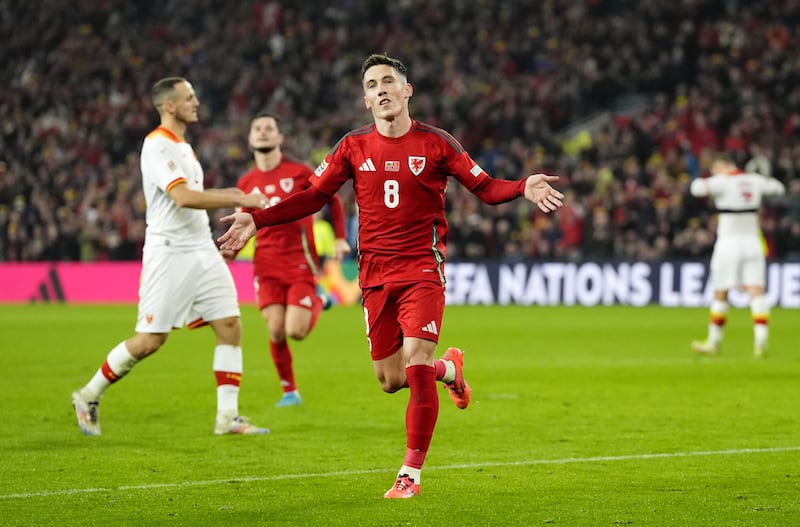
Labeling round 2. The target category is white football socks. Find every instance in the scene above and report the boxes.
[84,341,138,400]
[213,344,242,415]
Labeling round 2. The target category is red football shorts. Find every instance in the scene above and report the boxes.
[254,274,317,311]
[361,280,445,361]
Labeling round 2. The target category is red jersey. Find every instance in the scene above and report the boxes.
[311,120,496,288]
[237,156,319,279]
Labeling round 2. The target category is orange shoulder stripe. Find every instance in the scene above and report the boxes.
[146,126,182,143]
[166,177,187,192]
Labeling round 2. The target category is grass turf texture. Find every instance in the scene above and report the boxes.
[0,303,798,526]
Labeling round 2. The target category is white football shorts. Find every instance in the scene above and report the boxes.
[135,246,240,333]
[709,235,766,291]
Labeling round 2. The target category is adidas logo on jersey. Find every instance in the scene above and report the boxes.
[421,321,439,335]
[358,158,377,172]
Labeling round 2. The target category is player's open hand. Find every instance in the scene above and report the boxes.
[524,174,564,213]
[218,212,257,251]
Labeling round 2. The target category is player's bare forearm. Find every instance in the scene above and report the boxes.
[218,212,256,251]
[524,174,564,213]
[205,188,268,209]
[170,185,266,210]
[333,238,352,260]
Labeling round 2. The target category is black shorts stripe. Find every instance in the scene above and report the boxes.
[715,208,758,214]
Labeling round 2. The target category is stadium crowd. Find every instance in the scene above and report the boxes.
[2,0,799,263]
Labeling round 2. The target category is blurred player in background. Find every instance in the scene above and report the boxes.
[217,54,564,498]
[228,112,350,407]
[690,154,786,357]
[71,77,269,436]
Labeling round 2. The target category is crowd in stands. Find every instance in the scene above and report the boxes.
[2,0,799,264]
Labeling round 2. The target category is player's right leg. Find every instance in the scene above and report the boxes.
[372,282,448,498]
[71,333,165,436]
[371,346,427,498]
[385,337,439,498]
[693,247,737,354]
[384,474,421,499]
[745,285,769,357]
[258,278,306,407]
[742,254,769,357]
[72,248,192,435]
[262,304,303,407]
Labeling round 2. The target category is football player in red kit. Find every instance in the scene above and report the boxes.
[231,113,349,407]
[219,54,564,498]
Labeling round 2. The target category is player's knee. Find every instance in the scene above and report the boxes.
[142,336,166,356]
[129,333,167,359]
[377,374,405,393]
[286,326,309,341]
[219,316,241,331]
[214,316,241,343]
[380,381,400,393]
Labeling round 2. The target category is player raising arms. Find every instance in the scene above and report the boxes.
[71,77,269,437]
[218,54,564,497]
[690,154,785,357]
[230,113,350,407]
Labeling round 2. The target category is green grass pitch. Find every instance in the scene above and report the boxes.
[0,303,798,526]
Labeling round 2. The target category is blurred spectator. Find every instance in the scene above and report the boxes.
[1,0,797,263]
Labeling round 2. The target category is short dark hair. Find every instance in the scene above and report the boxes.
[152,77,187,110]
[360,53,408,80]
[251,111,282,130]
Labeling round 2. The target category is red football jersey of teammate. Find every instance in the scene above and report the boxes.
[312,120,491,288]
[237,157,322,280]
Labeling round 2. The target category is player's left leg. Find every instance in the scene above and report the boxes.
[745,285,769,357]
[209,316,270,435]
[440,346,471,409]
[743,252,769,357]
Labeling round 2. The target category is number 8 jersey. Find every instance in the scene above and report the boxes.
[312,120,491,288]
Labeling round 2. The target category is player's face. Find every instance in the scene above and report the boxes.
[249,116,284,150]
[711,160,733,176]
[362,65,412,121]
[171,81,200,124]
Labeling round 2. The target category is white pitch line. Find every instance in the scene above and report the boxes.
[2,445,798,501]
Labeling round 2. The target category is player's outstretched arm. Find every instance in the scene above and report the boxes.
[218,212,257,251]
[524,174,564,213]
